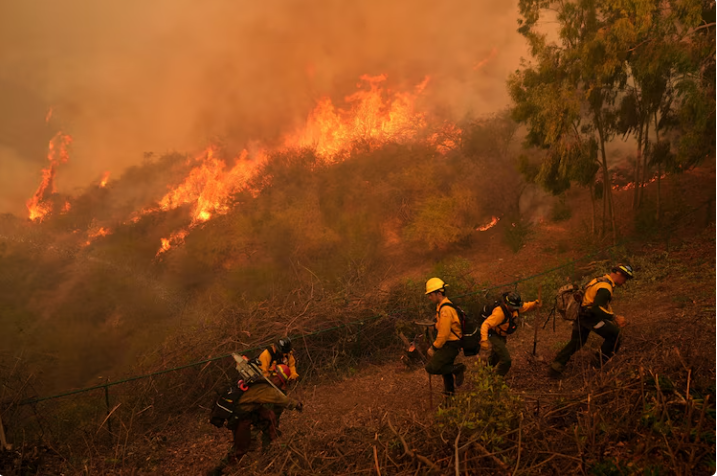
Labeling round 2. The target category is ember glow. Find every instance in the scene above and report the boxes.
[26,132,72,221]
[476,216,500,231]
[612,174,665,192]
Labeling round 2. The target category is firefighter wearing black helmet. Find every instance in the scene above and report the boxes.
[479,291,541,376]
[549,264,634,378]
[258,337,299,381]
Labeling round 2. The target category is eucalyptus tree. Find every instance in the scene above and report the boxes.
[510,0,628,240]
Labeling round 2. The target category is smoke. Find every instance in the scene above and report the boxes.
[0,0,528,214]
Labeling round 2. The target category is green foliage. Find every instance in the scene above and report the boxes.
[460,109,518,160]
[403,188,476,250]
[436,363,521,443]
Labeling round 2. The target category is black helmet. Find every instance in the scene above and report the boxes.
[503,291,522,308]
[612,264,634,279]
[276,337,292,354]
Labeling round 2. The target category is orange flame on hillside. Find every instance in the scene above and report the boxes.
[100,171,111,188]
[27,74,462,256]
[62,201,71,213]
[150,148,258,255]
[26,132,72,221]
[476,216,499,231]
[83,226,112,246]
[284,74,432,160]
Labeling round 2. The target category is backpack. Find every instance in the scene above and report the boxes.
[209,355,265,428]
[556,277,613,321]
[438,302,482,357]
[210,383,248,428]
[480,300,518,335]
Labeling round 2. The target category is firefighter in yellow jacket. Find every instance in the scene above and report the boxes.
[549,264,634,378]
[258,337,299,381]
[479,292,540,376]
[424,278,466,396]
[210,364,303,476]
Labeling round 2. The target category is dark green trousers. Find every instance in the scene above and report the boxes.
[552,318,621,372]
[425,341,461,394]
[487,334,512,376]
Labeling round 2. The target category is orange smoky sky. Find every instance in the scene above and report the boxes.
[0,0,528,214]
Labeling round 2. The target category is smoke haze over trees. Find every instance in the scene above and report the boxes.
[0,0,529,214]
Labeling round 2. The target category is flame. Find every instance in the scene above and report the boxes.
[88,227,111,239]
[45,107,53,123]
[476,216,500,231]
[152,148,255,223]
[612,173,666,191]
[24,74,466,258]
[148,75,462,255]
[83,226,112,246]
[283,74,431,161]
[473,47,498,70]
[156,229,189,256]
[148,148,257,255]
[62,201,71,213]
[26,132,72,221]
[100,171,110,188]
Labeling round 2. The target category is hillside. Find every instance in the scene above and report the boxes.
[2,164,714,476]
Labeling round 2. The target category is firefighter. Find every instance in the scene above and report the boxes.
[209,364,303,476]
[479,292,540,376]
[549,264,634,379]
[424,277,466,397]
[258,337,299,381]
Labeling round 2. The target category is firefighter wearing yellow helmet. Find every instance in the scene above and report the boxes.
[424,278,466,396]
[549,264,634,378]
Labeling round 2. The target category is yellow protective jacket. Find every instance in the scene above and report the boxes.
[432,297,462,349]
[480,301,538,342]
[236,382,300,413]
[581,275,615,322]
[259,346,299,380]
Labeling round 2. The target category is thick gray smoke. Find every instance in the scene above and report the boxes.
[0,0,528,214]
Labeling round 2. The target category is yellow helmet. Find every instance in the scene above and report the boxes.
[425,277,447,295]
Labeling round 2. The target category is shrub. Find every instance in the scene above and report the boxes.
[550,196,572,222]
[503,219,532,252]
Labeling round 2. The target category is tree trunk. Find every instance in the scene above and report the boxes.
[595,114,615,242]
[638,117,650,207]
[654,111,662,223]
[590,184,596,234]
[633,122,643,210]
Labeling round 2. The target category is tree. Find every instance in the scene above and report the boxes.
[511,0,631,241]
[512,0,711,236]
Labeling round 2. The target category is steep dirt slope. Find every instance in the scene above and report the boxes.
[70,222,715,476]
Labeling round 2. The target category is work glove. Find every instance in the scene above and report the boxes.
[427,346,436,358]
[480,340,491,352]
[534,299,542,308]
[295,401,304,412]
[614,315,627,328]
